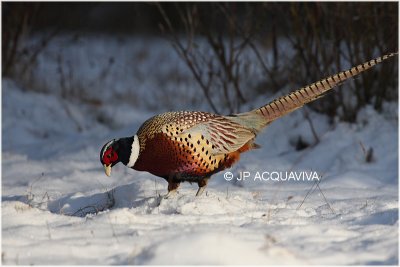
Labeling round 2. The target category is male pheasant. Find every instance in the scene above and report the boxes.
[100,53,397,197]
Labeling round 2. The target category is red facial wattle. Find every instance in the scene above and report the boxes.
[103,148,118,165]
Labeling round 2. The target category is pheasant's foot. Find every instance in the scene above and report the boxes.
[196,178,209,197]
[163,189,178,199]
[195,186,206,197]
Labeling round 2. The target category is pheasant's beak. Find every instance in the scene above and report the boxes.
[104,164,112,177]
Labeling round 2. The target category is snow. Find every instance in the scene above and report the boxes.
[2,35,398,265]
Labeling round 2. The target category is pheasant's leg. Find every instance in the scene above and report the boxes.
[196,178,209,197]
[164,182,180,199]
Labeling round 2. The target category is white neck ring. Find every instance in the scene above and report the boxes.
[127,135,140,168]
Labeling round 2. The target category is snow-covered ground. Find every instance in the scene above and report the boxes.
[2,35,398,265]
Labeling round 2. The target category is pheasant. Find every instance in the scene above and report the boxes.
[100,53,397,197]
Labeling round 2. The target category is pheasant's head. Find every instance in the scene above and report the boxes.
[100,135,140,176]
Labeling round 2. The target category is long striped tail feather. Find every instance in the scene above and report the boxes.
[236,52,397,131]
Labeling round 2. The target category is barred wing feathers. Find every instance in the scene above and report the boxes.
[182,116,256,155]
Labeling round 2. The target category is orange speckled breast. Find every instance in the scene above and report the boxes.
[133,132,238,181]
